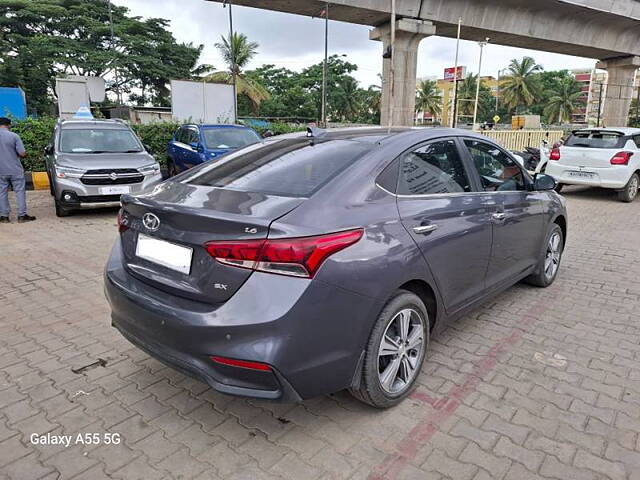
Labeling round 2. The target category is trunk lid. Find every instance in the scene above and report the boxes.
[557,146,617,169]
[119,180,304,304]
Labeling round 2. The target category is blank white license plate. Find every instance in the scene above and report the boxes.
[567,171,596,180]
[100,185,130,195]
[136,234,192,274]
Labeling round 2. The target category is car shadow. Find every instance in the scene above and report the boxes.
[559,185,619,202]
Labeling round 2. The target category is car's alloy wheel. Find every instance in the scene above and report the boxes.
[618,173,639,202]
[377,308,425,395]
[350,291,429,408]
[544,231,562,281]
[525,223,563,288]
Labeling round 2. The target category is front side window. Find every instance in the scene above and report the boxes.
[397,139,471,195]
[464,139,526,192]
[202,128,261,149]
[186,128,199,145]
[59,129,142,154]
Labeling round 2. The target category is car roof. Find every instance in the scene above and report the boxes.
[572,127,640,135]
[59,119,130,130]
[272,126,487,145]
[186,124,253,129]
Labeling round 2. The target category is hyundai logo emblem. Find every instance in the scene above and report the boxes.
[142,213,160,231]
[109,172,118,181]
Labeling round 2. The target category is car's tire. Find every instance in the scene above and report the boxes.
[54,199,72,217]
[554,183,564,193]
[47,173,55,196]
[350,290,429,408]
[167,158,177,177]
[617,173,639,203]
[525,223,563,288]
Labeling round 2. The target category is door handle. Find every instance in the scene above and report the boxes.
[492,212,506,221]
[413,224,438,234]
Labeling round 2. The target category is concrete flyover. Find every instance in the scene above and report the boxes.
[206,0,640,126]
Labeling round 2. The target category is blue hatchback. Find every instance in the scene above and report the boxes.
[167,124,262,176]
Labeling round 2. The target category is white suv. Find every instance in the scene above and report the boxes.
[545,128,640,202]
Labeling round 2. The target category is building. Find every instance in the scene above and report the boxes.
[415,68,498,126]
[571,68,640,126]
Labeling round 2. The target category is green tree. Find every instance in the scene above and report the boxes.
[499,56,543,113]
[455,74,494,122]
[205,33,270,113]
[543,76,583,124]
[240,55,380,124]
[415,79,442,118]
[0,0,209,111]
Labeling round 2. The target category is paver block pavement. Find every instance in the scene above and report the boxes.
[2,187,640,479]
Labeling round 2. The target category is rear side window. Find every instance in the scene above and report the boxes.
[565,131,625,149]
[185,138,370,197]
[397,139,472,195]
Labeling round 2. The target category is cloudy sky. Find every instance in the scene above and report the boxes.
[113,0,597,87]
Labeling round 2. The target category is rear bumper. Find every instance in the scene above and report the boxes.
[546,163,630,189]
[104,239,373,401]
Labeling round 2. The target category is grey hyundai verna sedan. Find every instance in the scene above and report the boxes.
[105,127,567,408]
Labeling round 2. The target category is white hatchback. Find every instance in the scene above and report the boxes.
[545,127,640,202]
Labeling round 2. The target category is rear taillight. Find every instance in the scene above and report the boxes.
[549,147,561,161]
[117,209,129,233]
[610,151,633,165]
[204,228,363,278]
[210,356,272,371]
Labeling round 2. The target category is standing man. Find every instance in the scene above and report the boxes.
[0,117,35,223]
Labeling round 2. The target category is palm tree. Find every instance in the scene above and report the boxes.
[499,57,542,113]
[415,79,442,119]
[205,32,270,113]
[456,74,480,117]
[543,77,583,124]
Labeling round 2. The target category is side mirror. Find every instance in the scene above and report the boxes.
[44,144,53,155]
[534,173,557,191]
[190,142,204,152]
[143,143,152,152]
[262,130,274,138]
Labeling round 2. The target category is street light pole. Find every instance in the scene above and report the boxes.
[224,0,238,123]
[472,38,489,128]
[387,0,396,131]
[107,0,121,105]
[321,2,329,128]
[450,17,462,128]
[495,68,506,112]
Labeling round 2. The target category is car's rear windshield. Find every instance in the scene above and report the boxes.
[202,128,261,149]
[59,128,142,153]
[184,138,371,197]
[564,130,625,149]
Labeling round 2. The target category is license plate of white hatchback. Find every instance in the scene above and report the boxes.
[136,233,193,274]
[567,170,597,180]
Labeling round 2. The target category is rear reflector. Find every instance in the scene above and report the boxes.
[204,228,364,278]
[610,151,633,165]
[549,147,561,161]
[210,356,272,371]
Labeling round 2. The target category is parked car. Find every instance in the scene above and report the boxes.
[166,124,262,176]
[45,119,162,217]
[105,127,567,408]
[545,127,640,202]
